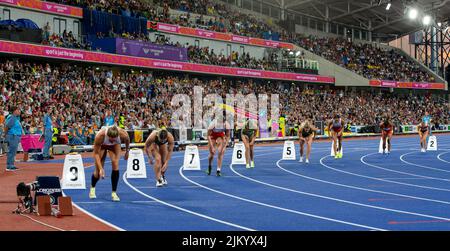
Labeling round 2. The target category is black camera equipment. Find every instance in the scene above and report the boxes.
[13,181,40,214]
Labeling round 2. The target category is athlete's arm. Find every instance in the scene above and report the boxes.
[225,129,231,144]
[163,133,175,169]
[207,129,214,143]
[120,129,130,160]
[144,132,155,164]
[311,124,320,132]
[93,133,105,178]
[250,134,256,145]
[225,122,231,143]
[326,121,332,137]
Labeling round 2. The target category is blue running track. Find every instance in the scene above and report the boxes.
[61,135,450,231]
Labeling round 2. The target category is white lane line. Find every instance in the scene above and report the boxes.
[437,152,450,164]
[276,151,450,205]
[361,152,450,182]
[317,150,450,192]
[63,189,125,231]
[75,201,108,204]
[123,171,256,231]
[399,152,450,173]
[382,177,434,180]
[230,158,450,225]
[179,155,386,231]
[63,161,125,231]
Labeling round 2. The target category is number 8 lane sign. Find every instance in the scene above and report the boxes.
[126,149,147,178]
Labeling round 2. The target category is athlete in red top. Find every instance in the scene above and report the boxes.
[417,121,429,152]
[327,114,345,159]
[207,118,231,176]
[379,113,394,154]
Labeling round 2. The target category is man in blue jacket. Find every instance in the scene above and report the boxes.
[5,106,23,171]
[42,111,53,160]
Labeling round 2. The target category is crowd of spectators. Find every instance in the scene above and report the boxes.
[1,59,448,145]
[41,22,92,50]
[42,30,92,50]
[187,45,279,71]
[42,0,436,83]
[291,35,434,82]
[47,0,282,40]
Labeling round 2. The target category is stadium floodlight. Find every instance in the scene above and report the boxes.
[386,3,391,10]
[296,51,301,56]
[408,8,418,20]
[289,51,294,55]
[422,15,432,26]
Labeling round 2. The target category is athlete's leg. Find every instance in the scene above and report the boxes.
[159,145,169,175]
[241,134,250,166]
[208,137,216,172]
[108,144,121,192]
[332,131,338,155]
[216,137,225,171]
[337,131,343,152]
[299,138,305,157]
[306,135,314,160]
[151,144,163,182]
[92,148,107,187]
[90,147,107,199]
[158,145,169,184]
[423,131,429,150]
[387,132,393,152]
[249,136,255,162]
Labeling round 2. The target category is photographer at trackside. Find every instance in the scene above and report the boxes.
[5,106,23,171]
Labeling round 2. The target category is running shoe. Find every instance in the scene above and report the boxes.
[89,187,96,199]
[156,179,164,187]
[111,192,120,202]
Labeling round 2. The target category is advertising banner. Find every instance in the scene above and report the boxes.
[0,0,83,18]
[116,38,188,62]
[0,40,335,83]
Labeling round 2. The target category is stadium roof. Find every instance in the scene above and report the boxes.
[266,0,450,41]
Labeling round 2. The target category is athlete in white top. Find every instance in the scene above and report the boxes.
[90,125,130,201]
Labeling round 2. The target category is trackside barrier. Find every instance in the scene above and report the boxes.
[58,130,450,153]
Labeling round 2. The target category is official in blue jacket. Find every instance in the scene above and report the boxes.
[5,106,23,171]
